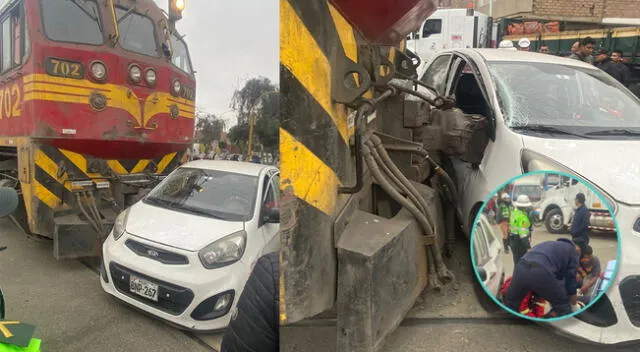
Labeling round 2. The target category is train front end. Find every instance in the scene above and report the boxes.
[0,0,196,259]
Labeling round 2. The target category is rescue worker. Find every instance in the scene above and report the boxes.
[504,239,582,317]
[509,195,534,264]
[571,193,591,252]
[517,38,531,51]
[498,40,517,51]
[496,193,512,254]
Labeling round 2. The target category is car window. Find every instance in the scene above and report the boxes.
[479,218,496,246]
[422,19,442,38]
[445,57,465,96]
[473,224,490,266]
[420,54,451,95]
[144,167,259,222]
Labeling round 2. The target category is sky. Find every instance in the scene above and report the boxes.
[153,0,279,128]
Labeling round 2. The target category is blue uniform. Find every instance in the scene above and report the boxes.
[505,239,580,316]
[571,205,590,248]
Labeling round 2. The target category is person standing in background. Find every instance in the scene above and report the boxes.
[497,193,512,254]
[509,195,534,264]
[569,37,595,64]
[571,193,591,252]
[518,38,531,51]
[539,44,550,54]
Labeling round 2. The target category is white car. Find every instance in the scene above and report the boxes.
[419,48,640,344]
[100,160,280,331]
[472,213,505,298]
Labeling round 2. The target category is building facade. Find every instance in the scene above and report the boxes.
[441,0,640,25]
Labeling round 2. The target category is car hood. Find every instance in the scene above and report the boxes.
[521,135,640,205]
[124,201,245,252]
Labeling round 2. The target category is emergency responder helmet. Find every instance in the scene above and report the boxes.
[518,38,531,49]
[513,194,532,208]
[501,193,510,201]
[498,40,516,50]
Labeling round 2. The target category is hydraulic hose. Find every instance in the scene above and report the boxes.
[380,143,461,219]
[369,135,453,282]
[76,193,100,234]
[363,144,434,237]
[87,192,105,235]
[388,81,440,108]
[368,143,430,225]
[369,135,437,230]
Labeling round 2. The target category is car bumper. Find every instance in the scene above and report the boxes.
[100,232,251,331]
[546,204,640,345]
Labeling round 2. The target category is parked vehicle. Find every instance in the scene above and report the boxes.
[406,8,491,63]
[418,48,638,344]
[538,175,615,234]
[100,160,280,331]
[473,213,505,298]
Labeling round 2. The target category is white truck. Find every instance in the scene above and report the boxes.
[405,8,491,64]
[538,175,616,234]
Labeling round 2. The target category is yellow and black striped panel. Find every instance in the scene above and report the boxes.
[28,142,185,237]
[279,0,362,324]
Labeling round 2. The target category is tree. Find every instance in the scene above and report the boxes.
[229,77,279,157]
[230,77,277,125]
[195,113,225,153]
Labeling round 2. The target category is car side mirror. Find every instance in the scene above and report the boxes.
[0,187,19,218]
[477,267,487,282]
[264,207,279,224]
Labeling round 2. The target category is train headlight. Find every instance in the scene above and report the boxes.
[90,61,107,81]
[129,64,142,82]
[173,80,181,95]
[145,69,157,85]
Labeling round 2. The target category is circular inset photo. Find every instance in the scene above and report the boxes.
[471,171,620,321]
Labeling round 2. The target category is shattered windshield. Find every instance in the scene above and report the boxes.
[488,62,640,139]
[144,167,259,222]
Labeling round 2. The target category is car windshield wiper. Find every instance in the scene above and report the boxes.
[179,206,226,220]
[511,124,592,139]
[584,129,640,137]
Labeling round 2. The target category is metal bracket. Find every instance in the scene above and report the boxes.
[358,45,395,88]
[395,49,421,79]
[332,57,372,105]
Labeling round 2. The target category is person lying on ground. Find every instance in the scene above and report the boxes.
[504,239,581,317]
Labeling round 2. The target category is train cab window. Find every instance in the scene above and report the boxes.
[116,8,159,57]
[1,2,25,72]
[41,0,103,45]
[170,34,193,75]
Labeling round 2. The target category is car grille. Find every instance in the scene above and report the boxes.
[619,276,640,327]
[575,293,617,327]
[109,262,194,315]
[125,239,189,265]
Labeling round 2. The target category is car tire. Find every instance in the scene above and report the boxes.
[470,264,503,314]
[544,208,566,234]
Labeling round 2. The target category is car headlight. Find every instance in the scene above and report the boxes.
[198,230,247,269]
[521,149,618,215]
[112,208,131,241]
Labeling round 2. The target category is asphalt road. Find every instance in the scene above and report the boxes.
[0,218,223,352]
[280,238,637,352]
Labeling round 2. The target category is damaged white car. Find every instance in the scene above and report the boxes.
[419,48,639,345]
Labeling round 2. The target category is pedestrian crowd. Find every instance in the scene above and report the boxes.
[498,36,640,97]
[484,187,602,318]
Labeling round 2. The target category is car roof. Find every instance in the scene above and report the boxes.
[179,160,276,176]
[434,48,599,70]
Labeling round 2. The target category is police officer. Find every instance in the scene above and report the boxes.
[504,239,582,317]
[509,195,534,264]
[497,193,512,254]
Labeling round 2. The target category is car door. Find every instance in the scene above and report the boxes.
[259,170,280,255]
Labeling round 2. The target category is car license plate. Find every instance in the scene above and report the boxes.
[129,275,159,302]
